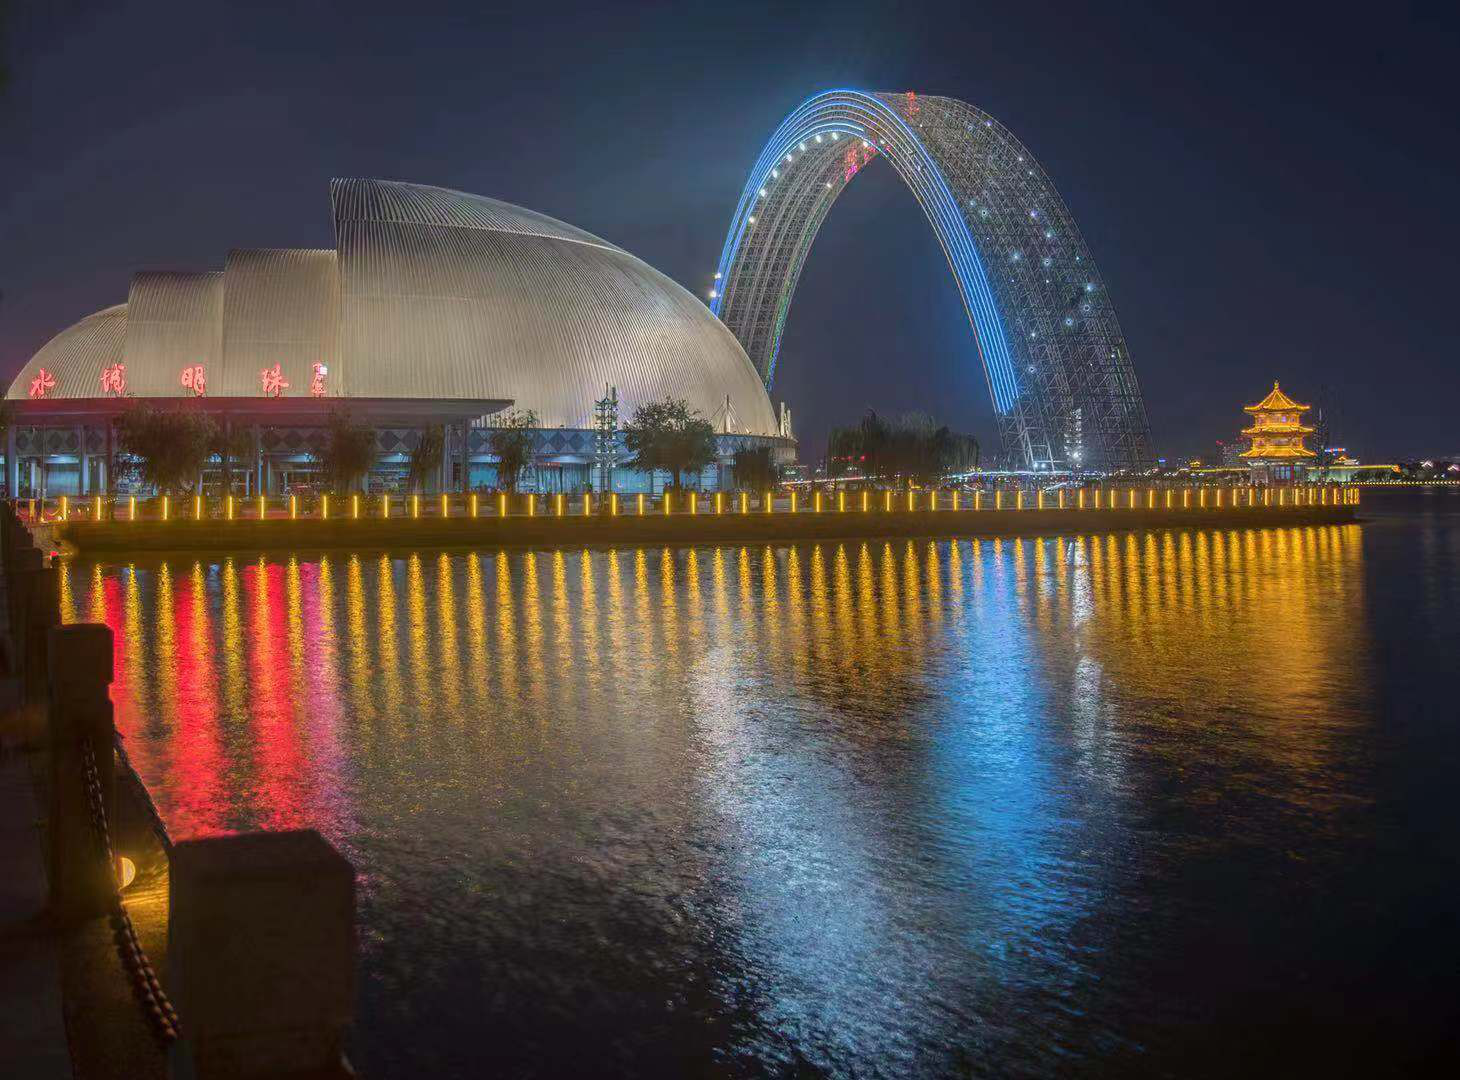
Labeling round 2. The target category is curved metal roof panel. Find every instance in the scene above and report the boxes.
[7,304,128,400]
[330,177,612,249]
[122,271,222,396]
[220,248,339,397]
[332,180,777,431]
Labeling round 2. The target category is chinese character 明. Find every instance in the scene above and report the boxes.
[181,364,207,396]
[310,362,328,398]
[261,363,289,397]
[28,368,56,399]
[100,363,127,396]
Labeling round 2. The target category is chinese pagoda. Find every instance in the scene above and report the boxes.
[1240,381,1316,482]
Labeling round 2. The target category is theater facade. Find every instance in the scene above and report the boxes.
[4,179,789,497]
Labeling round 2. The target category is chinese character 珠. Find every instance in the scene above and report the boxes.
[261,363,289,397]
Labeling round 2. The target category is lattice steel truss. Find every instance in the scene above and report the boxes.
[712,90,1152,471]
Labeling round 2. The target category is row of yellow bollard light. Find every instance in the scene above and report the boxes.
[28,485,1359,522]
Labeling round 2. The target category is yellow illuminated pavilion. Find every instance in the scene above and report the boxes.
[1240,382,1316,463]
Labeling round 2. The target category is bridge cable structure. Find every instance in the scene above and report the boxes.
[711,89,1152,472]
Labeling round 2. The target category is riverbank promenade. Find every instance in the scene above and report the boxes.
[32,485,1360,554]
[1,503,361,1080]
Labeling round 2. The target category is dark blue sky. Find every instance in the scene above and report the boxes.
[2,1,1455,460]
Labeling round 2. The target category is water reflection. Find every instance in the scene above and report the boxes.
[59,525,1375,1076]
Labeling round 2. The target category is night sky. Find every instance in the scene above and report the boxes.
[2,1,1455,461]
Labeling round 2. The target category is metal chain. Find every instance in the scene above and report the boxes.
[79,737,182,1045]
[112,733,174,854]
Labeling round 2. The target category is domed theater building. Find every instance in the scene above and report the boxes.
[4,179,788,497]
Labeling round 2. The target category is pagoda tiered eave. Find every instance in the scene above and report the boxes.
[1241,422,1314,436]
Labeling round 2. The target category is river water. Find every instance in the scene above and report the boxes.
[58,489,1460,1077]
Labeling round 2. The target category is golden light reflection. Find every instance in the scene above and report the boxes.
[436,553,462,718]
[57,520,1369,843]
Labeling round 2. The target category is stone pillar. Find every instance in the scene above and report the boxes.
[169,829,355,1080]
[22,560,60,705]
[77,424,88,496]
[5,423,17,499]
[105,418,114,496]
[6,546,42,672]
[458,421,470,493]
[47,624,116,925]
[254,427,265,497]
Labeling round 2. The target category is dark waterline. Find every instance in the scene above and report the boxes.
[60,489,1460,1077]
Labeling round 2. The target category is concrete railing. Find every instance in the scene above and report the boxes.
[2,503,361,1079]
[19,483,1361,525]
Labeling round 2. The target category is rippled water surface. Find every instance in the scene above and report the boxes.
[60,490,1460,1076]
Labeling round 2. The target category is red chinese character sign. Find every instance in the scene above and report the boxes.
[843,143,876,183]
[181,364,206,396]
[100,363,127,396]
[261,363,289,397]
[310,362,328,398]
[29,368,56,399]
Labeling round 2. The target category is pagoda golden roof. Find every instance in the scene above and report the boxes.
[1239,442,1316,459]
[1245,381,1310,413]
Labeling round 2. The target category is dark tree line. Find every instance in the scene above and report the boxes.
[827,411,979,488]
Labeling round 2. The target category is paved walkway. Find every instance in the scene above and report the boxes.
[0,564,73,1077]
[0,744,73,1077]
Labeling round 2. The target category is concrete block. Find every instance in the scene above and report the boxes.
[168,829,355,1079]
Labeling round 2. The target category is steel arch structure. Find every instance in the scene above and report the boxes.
[711,89,1152,471]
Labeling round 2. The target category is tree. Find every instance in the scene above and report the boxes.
[622,398,717,490]
[117,405,218,494]
[312,409,377,493]
[488,409,538,492]
[828,411,890,486]
[407,424,445,492]
[213,423,256,496]
[731,445,779,492]
[827,410,978,488]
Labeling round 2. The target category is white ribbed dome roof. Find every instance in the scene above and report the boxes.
[7,179,779,435]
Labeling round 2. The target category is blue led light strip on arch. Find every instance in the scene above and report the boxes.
[711,89,1022,415]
